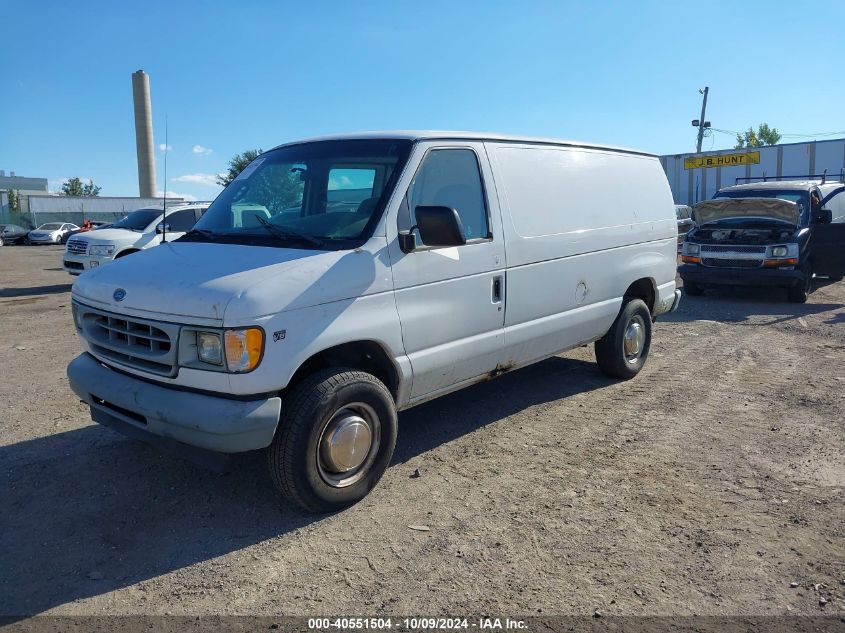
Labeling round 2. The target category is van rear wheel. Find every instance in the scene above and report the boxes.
[595,299,652,380]
[267,368,398,513]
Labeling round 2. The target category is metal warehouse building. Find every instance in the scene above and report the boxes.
[660,138,845,205]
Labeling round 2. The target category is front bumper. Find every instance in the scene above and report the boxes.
[678,263,805,288]
[67,353,282,453]
[62,253,113,275]
[29,235,59,244]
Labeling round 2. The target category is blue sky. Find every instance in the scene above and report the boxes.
[2,0,844,200]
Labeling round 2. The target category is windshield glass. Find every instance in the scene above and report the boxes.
[186,139,413,249]
[112,209,161,231]
[38,223,63,230]
[714,189,810,224]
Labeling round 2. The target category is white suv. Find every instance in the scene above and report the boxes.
[63,203,209,275]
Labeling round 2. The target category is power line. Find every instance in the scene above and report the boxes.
[710,127,845,139]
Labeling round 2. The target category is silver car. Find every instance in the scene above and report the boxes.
[27,223,80,245]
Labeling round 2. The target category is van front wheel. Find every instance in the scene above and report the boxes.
[595,299,652,380]
[267,368,398,513]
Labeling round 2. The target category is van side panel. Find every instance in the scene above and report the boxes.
[486,143,677,367]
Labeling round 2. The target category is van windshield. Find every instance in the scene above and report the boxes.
[183,139,413,249]
[113,209,161,232]
[714,189,810,224]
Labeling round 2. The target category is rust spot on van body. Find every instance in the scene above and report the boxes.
[487,362,516,379]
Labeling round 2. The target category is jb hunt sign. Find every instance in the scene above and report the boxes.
[684,151,761,170]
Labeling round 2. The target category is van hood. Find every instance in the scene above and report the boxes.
[71,241,389,324]
[693,198,800,226]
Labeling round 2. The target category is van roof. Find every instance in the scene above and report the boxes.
[270,131,654,158]
[720,181,841,193]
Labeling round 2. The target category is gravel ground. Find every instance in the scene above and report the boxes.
[1,244,843,619]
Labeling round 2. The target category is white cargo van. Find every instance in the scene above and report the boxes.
[67,132,679,512]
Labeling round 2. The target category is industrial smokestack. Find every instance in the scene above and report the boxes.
[131,70,156,198]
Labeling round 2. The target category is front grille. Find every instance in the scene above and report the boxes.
[701,258,762,268]
[76,303,180,377]
[700,244,766,254]
[64,260,84,270]
[66,239,87,255]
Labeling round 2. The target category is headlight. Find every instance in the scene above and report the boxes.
[197,332,223,365]
[224,328,264,372]
[682,242,700,255]
[771,245,788,257]
[89,244,115,256]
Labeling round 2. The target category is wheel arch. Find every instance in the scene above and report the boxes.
[285,340,402,403]
[623,277,657,313]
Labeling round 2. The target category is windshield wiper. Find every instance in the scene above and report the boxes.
[180,228,218,241]
[255,216,325,247]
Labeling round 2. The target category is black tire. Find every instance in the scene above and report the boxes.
[595,298,652,380]
[787,264,812,303]
[268,368,398,513]
[684,281,704,296]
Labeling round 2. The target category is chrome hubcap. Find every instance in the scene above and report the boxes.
[624,316,645,363]
[317,403,380,488]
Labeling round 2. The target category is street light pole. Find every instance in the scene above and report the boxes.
[696,87,709,153]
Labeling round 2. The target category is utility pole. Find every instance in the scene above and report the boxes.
[692,86,710,153]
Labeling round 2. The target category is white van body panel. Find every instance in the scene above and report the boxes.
[486,143,677,368]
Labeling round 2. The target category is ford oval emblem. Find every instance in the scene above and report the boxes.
[113,288,126,302]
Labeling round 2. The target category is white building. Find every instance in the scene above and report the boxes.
[660,138,845,205]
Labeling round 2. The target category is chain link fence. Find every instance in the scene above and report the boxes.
[0,211,131,230]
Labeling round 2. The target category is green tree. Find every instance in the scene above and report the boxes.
[7,189,20,212]
[61,177,102,196]
[735,123,782,149]
[217,149,263,187]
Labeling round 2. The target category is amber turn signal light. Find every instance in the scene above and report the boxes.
[763,258,798,267]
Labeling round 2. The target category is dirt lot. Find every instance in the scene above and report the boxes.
[1,245,843,619]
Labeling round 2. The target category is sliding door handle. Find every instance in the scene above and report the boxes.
[492,276,503,303]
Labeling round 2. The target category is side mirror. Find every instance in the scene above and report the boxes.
[156,223,171,234]
[399,205,466,253]
[813,208,833,225]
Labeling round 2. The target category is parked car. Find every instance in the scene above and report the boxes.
[66,131,680,513]
[0,224,29,245]
[26,223,80,245]
[62,203,209,275]
[64,220,114,241]
[675,204,694,244]
[679,178,845,302]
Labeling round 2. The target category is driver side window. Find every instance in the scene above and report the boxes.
[402,149,490,241]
